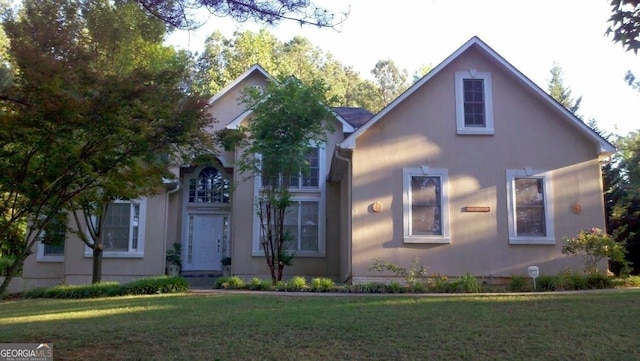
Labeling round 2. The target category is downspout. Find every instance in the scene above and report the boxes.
[162,182,181,275]
[333,146,353,283]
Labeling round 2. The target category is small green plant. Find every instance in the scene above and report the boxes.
[452,273,481,293]
[166,242,182,269]
[561,271,588,290]
[370,256,429,284]
[287,276,307,291]
[248,277,272,291]
[537,274,562,291]
[431,274,455,293]
[562,228,627,274]
[507,275,527,292]
[388,281,403,293]
[311,277,334,292]
[585,271,612,289]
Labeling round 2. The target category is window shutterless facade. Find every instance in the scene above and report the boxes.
[403,167,450,243]
[84,199,147,258]
[455,70,494,135]
[253,147,326,256]
[506,169,554,244]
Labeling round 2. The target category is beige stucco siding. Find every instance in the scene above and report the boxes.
[350,48,606,279]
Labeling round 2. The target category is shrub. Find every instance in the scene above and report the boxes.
[370,256,429,284]
[613,275,640,288]
[23,277,188,299]
[248,277,272,291]
[561,271,588,290]
[431,274,455,293]
[507,275,528,292]
[585,272,612,289]
[388,281,403,293]
[311,277,334,292]
[121,276,188,295]
[562,228,627,274]
[537,274,562,291]
[287,276,308,291]
[452,273,481,293]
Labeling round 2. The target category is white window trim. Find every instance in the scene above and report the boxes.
[506,169,555,245]
[402,167,450,244]
[455,70,494,135]
[252,146,326,257]
[37,242,64,262]
[84,198,147,258]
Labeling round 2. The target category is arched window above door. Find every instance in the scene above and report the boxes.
[188,167,230,204]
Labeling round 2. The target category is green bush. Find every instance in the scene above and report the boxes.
[431,275,456,293]
[452,273,482,293]
[561,271,588,290]
[287,276,308,291]
[23,277,188,299]
[507,275,528,292]
[613,275,640,288]
[248,277,273,291]
[388,281,403,293]
[537,274,562,291]
[585,272,612,289]
[562,228,627,274]
[311,277,334,292]
[214,276,245,289]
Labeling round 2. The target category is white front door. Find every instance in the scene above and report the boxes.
[185,214,225,271]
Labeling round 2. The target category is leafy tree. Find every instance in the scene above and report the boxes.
[371,59,408,107]
[607,0,640,53]
[412,64,433,83]
[0,0,211,292]
[548,63,582,114]
[135,0,348,30]
[236,78,334,283]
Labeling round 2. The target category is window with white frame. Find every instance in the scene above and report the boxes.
[403,167,450,243]
[253,147,326,256]
[85,199,146,257]
[506,169,554,244]
[455,70,494,135]
[188,167,230,203]
[37,214,67,262]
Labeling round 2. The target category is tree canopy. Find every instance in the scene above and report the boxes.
[607,0,640,53]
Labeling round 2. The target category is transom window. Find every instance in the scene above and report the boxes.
[403,167,450,243]
[455,70,494,135]
[507,169,554,244]
[189,167,230,203]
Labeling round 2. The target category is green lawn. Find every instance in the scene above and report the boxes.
[1,289,639,361]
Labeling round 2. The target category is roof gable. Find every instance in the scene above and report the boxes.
[208,64,272,106]
[340,36,615,157]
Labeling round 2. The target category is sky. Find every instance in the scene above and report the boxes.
[165,0,640,136]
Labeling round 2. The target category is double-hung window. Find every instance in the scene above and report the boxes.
[402,167,450,243]
[254,147,325,256]
[506,169,554,244]
[85,199,146,258]
[455,70,494,135]
[37,214,67,262]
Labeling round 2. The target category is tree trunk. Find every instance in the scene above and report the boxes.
[92,245,103,284]
[0,258,24,296]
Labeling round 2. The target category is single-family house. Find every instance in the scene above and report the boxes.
[9,36,614,291]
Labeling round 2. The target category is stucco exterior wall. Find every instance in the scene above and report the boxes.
[350,47,606,280]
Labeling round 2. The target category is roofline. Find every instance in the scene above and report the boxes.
[340,36,616,156]
[208,64,272,105]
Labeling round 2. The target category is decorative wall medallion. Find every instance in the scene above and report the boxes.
[571,202,582,214]
[372,201,383,213]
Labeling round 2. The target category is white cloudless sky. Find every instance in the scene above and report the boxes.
[166,0,640,136]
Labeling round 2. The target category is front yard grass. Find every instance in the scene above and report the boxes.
[1,289,639,360]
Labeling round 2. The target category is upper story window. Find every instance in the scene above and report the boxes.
[455,70,494,135]
[402,167,450,244]
[37,213,67,262]
[506,169,555,245]
[189,167,230,203]
[261,147,320,190]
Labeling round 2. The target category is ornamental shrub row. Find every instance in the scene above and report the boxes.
[23,276,188,299]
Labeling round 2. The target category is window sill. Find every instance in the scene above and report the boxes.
[456,128,494,135]
[403,237,450,244]
[84,251,145,258]
[37,256,64,263]
[509,237,555,245]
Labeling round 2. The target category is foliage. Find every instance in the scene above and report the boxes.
[606,0,640,53]
[135,0,347,30]
[310,277,334,292]
[585,271,613,289]
[537,274,562,292]
[23,276,188,298]
[248,277,273,291]
[369,257,430,284]
[562,228,628,274]
[166,242,183,269]
[548,62,582,114]
[507,275,528,292]
[450,273,482,293]
[561,271,589,290]
[286,276,307,290]
[213,276,245,289]
[371,59,409,107]
[236,78,334,283]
